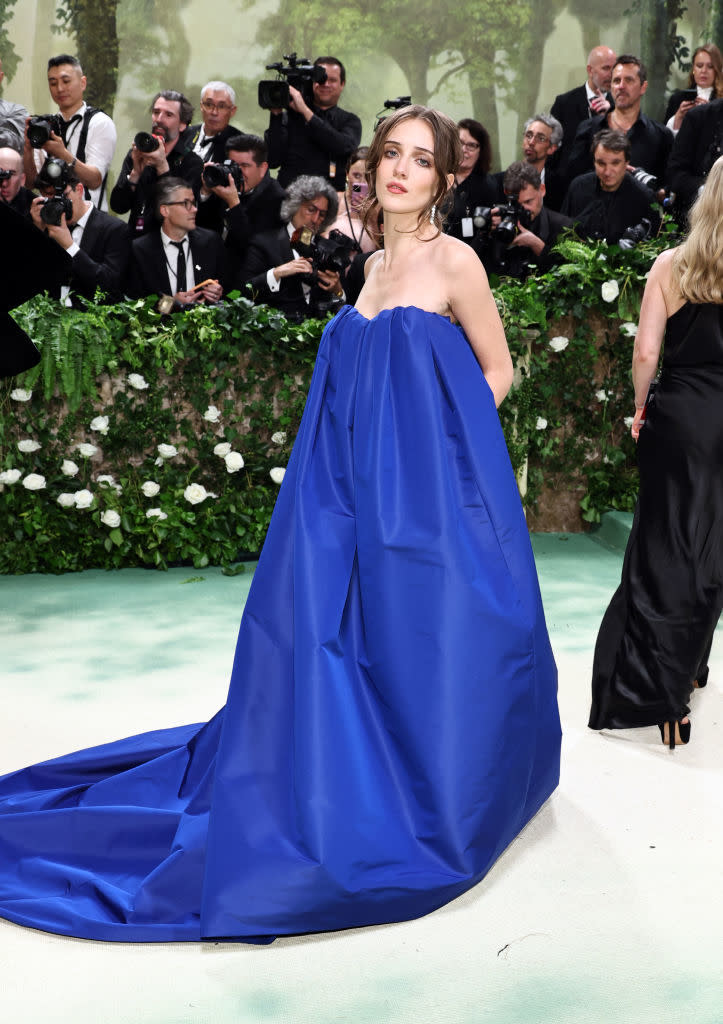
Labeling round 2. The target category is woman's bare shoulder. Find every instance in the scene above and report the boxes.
[364,250,384,279]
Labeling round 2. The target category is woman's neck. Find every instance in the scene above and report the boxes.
[380,211,437,265]
[456,167,473,184]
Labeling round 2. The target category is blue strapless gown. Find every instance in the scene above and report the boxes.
[0,306,560,942]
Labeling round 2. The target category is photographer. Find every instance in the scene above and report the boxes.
[195,134,285,263]
[265,56,361,191]
[445,119,499,255]
[127,177,228,304]
[668,97,723,217]
[23,54,116,210]
[492,162,573,278]
[110,90,203,235]
[563,130,659,244]
[188,81,242,162]
[0,147,32,216]
[239,174,343,319]
[29,157,129,305]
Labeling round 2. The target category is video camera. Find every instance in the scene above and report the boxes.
[202,158,244,192]
[374,96,412,131]
[258,53,327,110]
[27,114,64,149]
[36,157,74,226]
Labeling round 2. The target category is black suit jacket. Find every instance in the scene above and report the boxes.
[266,105,362,190]
[197,171,286,255]
[550,85,613,154]
[66,207,130,303]
[127,227,229,299]
[562,172,657,243]
[668,97,723,213]
[240,226,307,317]
[185,123,243,164]
[565,112,672,186]
[110,130,204,235]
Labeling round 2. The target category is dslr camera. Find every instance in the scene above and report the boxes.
[293,227,357,278]
[618,217,652,250]
[258,53,327,110]
[27,114,64,149]
[471,199,532,243]
[202,159,244,192]
[133,130,161,154]
[36,157,74,226]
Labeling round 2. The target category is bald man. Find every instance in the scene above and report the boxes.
[550,46,616,166]
[0,146,32,216]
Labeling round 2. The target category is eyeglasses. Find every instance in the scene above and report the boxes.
[460,141,480,151]
[523,131,551,145]
[165,199,197,211]
[201,99,233,112]
[0,169,17,177]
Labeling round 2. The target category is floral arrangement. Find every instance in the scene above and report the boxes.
[0,228,676,574]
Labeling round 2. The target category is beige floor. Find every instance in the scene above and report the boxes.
[0,532,721,1024]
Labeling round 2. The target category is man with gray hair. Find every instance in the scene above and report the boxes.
[0,56,28,150]
[239,174,342,319]
[188,81,242,163]
[520,113,566,210]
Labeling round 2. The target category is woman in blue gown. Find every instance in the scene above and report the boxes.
[0,106,561,942]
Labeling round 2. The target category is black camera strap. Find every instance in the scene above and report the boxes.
[75,106,109,206]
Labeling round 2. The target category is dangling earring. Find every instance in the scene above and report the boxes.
[430,203,437,224]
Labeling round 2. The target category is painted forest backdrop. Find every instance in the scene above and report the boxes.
[1,0,723,182]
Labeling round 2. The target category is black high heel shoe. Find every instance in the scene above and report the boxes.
[658,719,691,749]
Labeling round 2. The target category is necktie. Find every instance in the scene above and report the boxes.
[171,241,186,292]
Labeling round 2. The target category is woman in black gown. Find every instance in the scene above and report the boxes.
[589,155,723,748]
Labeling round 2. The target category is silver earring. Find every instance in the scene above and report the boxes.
[430,203,437,224]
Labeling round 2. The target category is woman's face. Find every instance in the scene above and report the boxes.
[347,159,366,186]
[693,51,716,89]
[375,118,441,218]
[458,128,480,174]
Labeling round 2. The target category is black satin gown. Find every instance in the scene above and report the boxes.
[590,302,723,729]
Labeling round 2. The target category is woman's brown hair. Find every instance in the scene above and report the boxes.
[361,104,462,242]
[687,44,723,99]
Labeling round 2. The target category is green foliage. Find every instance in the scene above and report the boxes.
[0,0,20,86]
[54,0,120,112]
[0,228,678,574]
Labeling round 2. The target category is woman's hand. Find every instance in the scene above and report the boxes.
[631,406,645,441]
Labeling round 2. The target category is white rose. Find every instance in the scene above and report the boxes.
[184,483,209,505]
[271,431,287,445]
[624,416,635,428]
[621,322,638,337]
[17,439,41,453]
[601,280,620,302]
[597,254,607,262]
[100,509,121,528]
[224,451,245,473]
[22,473,46,490]
[549,336,569,352]
[213,442,232,457]
[77,442,98,457]
[96,474,116,487]
[61,459,79,477]
[203,405,221,423]
[10,388,32,402]
[146,507,168,520]
[157,443,178,459]
[57,492,77,507]
[269,467,286,484]
[154,456,164,467]
[127,373,148,390]
[74,489,94,509]
[595,389,608,401]
[535,417,548,430]
[0,468,22,485]
[141,480,160,497]
[90,415,109,434]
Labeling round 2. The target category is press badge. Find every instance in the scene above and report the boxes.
[461,217,474,238]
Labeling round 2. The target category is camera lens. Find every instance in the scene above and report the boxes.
[134,131,160,154]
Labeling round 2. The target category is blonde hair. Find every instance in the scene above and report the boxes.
[673,155,723,304]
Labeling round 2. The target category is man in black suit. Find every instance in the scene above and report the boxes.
[563,130,658,244]
[491,162,573,278]
[0,147,33,217]
[196,134,286,263]
[265,56,361,191]
[668,97,723,216]
[240,174,341,319]
[30,160,129,304]
[565,55,672,188]
[127,177,228,303]
[111,90,203,236]
[550,46,616,165]
[187,81,243,163]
